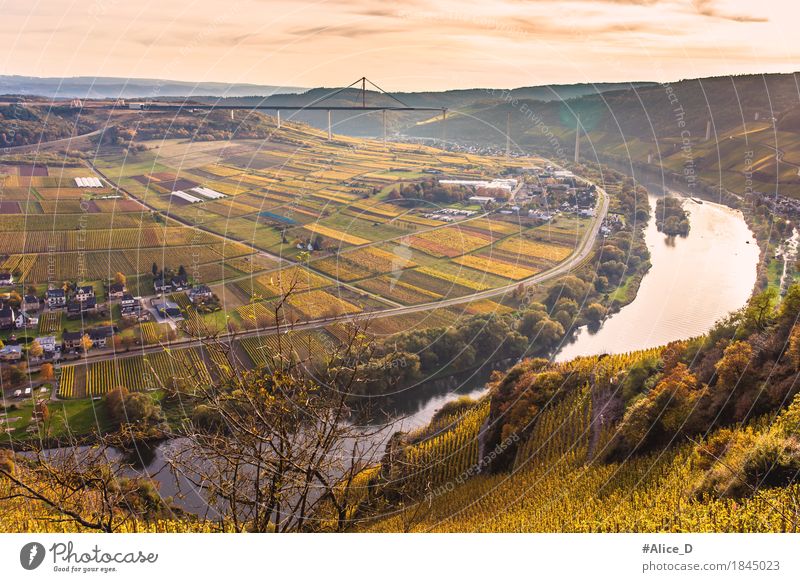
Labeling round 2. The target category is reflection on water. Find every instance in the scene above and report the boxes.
[555,188,759,361]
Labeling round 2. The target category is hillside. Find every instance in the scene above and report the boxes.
[405,73,800,199]
[351,285,800,532]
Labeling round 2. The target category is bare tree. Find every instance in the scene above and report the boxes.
[0,437,176,532]
[166,287,392,532]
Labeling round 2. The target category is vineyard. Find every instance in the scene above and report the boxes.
[38,311,62,334]
[354,346,800,533]
[59,348,214,398]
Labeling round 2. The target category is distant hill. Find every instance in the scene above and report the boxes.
[0,75,306,99]
[207,82,655,137]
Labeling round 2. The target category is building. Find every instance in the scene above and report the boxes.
[46,288,67,308]
[0,344,22,361]
[22,295,40,312]
[62,331,85,351]
[29,336,59,364]
[121,294,147,320]
[153,299,181,318]
[36,336,58,356]
[67,297,97,316]
[0,304,15,329]
[187,284,213,304]
[75,285,95,302]
[0,272,13,286]
[170,275,189,291]
[15,311,38,329]
[87,326,115,348]
[468,196,496,205]
[108,282,127,298]
[153,277,171,293]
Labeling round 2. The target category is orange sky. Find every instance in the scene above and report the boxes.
[1,0,796,91]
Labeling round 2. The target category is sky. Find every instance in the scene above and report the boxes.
[0,0,797,91]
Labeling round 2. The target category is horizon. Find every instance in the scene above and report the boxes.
[2,69,799,98]
[1,0,797,91]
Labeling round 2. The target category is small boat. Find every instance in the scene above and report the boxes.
[691,197,704,204]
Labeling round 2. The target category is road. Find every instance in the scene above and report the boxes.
[1,128,105,155]
[55,185,609,369]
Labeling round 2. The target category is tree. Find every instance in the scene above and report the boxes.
[29,340,44,359]
[151,262,158,277]
[714,340,753,390]
[80,334,93,352]
[114,272,127,285]
[40,363,54,380]
[169,297,389,532]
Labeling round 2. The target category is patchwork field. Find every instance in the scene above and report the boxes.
[1,119,602,401]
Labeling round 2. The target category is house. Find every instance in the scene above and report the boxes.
[468,196,495,205]
[29,336,59,363]
[15,311,38,329]
[46,288,67,308]
[67,296,97,316]
[22,295,40,312]
[153,277,171,293]
[170,275,189,291]
[75,285,95,302]
[187,284,213,304]
[153,299,181,318]
[121,294,146,320]
[0,344,22,362]
[62,331,85,351]
[36,336,58,356]
[120,293,138,308]
[87,326,115,348]
[108,282,127,298]
[0,272,13,286]
[0,304,15,329]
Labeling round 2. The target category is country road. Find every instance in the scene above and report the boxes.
[1,128,105,155]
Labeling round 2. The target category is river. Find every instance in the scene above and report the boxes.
[555,184,759,361]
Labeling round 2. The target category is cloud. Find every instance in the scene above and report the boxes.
[690,0,769,23]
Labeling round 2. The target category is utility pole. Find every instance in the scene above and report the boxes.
[276,110,281,129]
[705,120,712,141]
[441,109,447,145]
[574,116,580,163]
[383,109,387,144]
[327,110,332,140]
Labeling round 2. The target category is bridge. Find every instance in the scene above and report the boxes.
[122,77,448,141]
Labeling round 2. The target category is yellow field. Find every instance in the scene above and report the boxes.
[405,227,493,257]
[286,289,361,319]
[496,236,574,262]
[453,254,538,280]
[303,223,371,246]
[416,265,496,291]
[255,266,331,296]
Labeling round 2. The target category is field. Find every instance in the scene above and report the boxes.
[453,254,538,280]
[402,228,494,258]
[60,347,215,398]
[0,123,595,385]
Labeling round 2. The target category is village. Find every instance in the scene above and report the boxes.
[0,267,217,393]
